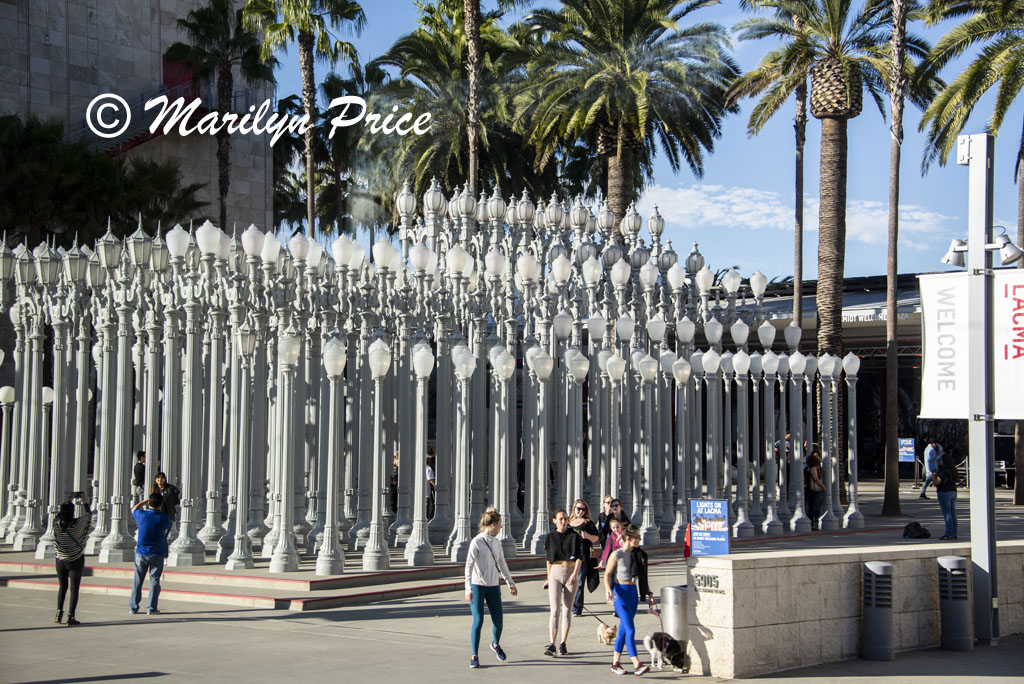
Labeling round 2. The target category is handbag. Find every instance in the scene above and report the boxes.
[586,557,601,593]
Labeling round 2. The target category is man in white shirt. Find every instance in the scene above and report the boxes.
[920,438,943,499]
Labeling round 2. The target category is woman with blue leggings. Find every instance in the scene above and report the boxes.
[603,525,650,676]
[465,508,518,668]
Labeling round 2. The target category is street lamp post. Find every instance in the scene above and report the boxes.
[316,335,347,575]
[269,330,302,573]
[842,353,864,529]
[362,337,392,571]
[406,341,435,566]
[225,325,258,570]
[816,354,840,532]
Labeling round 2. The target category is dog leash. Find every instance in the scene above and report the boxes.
[647,595,671,653]
[581,604,613,628]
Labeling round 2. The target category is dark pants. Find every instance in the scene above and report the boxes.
[469,584,503,656]
[572,560,588,614]
[56,556,85,615]
[805,488,823,528]
[130,554,165,613]
[938,490,958,538]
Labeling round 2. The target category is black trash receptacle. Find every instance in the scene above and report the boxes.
[938,555,973,651]
[862,561,894,661]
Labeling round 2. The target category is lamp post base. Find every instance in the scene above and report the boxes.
[843,505,865,529]
[789,508,812,534]
[762,511,783,537]
[528,531,548,556]
[34,539,57,560]
[405,542,434,567]
[269,550,299,573]
[316,552,345,576]
[819,510,840,531]
[167,548,206,566]
[98,543,135,564]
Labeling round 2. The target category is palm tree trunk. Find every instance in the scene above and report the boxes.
[1016,158,1024,505]
[793,16,806,328]
[882,0,907,516]
[607,131,634,234]
[216,61,233,231]
[463,0,482,195]
[298,30,317,237]
[816,116,848,358]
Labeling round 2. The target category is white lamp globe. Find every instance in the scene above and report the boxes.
[721,268,742,294]
[261,233,282,265]
[606,354,627,382]
[695,266,714,294]
[667,263,687,290]
[587,315,606,343]
[720,351,734,375]
[517,252,540,282]
[582,256,601,286]
[749,352,762,377]
[733,349,751,375]
[349,245,365,270]
[777,353,790,377]
[306,240,323,270]
[279,334,302,367]
[676,317,695,344]
[166,224,191,259]
[702,348,721,374]
[445,245,468,275]
[659,350,677,374]
[843,352,861,377]
[553,311,573,340]
[631,349,646,372]
[42,386,54,405]
[484,249,507,278]
[597,349,612,372]
[639,262,659,289]
[241,224,265,258]
[409,241,432,273]
[551,254,572,284]
[289,232,309,261]
[532,350,554,380]
[672,358,692,384]
[762,350,780,375]
[704,318,723,346]
[784,322,802,350]
[196,220,221,255]
[322,336,348,378]
[332,234,354,267]
[614,315,634,342]
[750,270,768,298]
[368,338,392,379]
[567,350,590,383]
[525,344,542,372]
[610,259,631,287]
[789,350,807,376]
[638,354,658,382]
[757,320,776,349]
[413,343,435,379]
[730,319,749,347]
[646,315,667,342]
[495,349,516,381]
[0,386,14,404]
[689,350,704,375]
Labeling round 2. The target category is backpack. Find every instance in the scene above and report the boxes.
[902,522,931,539]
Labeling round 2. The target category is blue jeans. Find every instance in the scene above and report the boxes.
[612,582,639,658]
[920,474,934,496]
[131,554,165,612]
[572,561,588,614]
[937,490,958,538]
[469,584,503,656]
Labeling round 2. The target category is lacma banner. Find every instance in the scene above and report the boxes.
[919,270,1024,419]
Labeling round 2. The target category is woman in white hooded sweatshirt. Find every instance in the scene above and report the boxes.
[465,507,518,668]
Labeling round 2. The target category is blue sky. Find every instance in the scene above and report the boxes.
[271,0,1023,281]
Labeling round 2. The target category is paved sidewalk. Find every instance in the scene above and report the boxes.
[2,557,1022,684]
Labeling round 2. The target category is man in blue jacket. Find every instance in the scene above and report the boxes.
[919,438,944,499]
[130,492,172,615]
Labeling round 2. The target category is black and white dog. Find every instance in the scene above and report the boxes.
[643,633,687,673]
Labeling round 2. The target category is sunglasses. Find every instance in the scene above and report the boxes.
[611,504,621,508]
[574,506,586,511]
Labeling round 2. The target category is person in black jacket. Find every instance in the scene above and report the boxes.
[151,472,180,523]
[934,452,959,540]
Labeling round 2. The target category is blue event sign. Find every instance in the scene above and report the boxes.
[898,438,916,463]
[689,499,730,556]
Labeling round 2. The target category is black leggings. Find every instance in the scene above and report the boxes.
[56,556,85,615]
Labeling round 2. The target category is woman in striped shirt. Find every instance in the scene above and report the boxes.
[54,495,91,626]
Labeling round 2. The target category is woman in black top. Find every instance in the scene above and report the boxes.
[568,499,600,616]
[151,472,180,523]
[598,498,631,547]
[543,508,582,656]
[53,495,91,626]
[934,452,959,540]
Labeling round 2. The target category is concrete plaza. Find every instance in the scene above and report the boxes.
[1,481,1022,683]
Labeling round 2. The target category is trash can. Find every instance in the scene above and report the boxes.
[660,584,688,643]
[862,561,894,661]
[938,556,973,651]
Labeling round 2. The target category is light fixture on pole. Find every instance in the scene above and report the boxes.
[363,337,393,571]
[406,342,435,566]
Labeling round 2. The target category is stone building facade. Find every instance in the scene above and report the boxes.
[0,0,274,231]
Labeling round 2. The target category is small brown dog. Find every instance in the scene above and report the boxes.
[597,622,617,645]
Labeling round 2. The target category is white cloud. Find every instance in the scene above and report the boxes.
[637,183,960,251]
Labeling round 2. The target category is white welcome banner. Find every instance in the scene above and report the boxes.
[919,270,1024,419]
[919,273,969,419]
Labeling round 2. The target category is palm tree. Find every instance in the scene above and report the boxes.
[372,2,551,205]
[515,0,739,228]
[730,4,810,330]
[243,0,365,236]
[734,0,935,360]
[918,0,1024,505]
[166,0,275,231]
[881,0,911,515]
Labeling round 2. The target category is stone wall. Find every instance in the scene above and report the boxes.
[685,540,1024,678]
[0,0,273,232]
